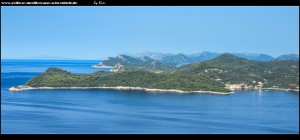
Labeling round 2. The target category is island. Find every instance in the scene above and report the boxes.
[9,68,232,94]
[9,53,299,94]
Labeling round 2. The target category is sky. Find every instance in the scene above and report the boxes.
[1,6,299,60]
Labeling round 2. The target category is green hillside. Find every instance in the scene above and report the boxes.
[25,68,231,93]
[94,54,174,72]
[174,53,299,89]
[24,53,299,92]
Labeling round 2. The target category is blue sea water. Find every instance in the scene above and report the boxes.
[1,59,299,134]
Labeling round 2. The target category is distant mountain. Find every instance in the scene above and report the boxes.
[124,50,173,60]
[232,53,274,61]
[161,53,194,67]
[276,54,299,61]
[122,51,278,66]
[187,51,221,62]
[93,54,173,72]
[174,53,299,89]
[93,51,298,76]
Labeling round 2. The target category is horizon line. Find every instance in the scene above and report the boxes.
[3,51,299,60]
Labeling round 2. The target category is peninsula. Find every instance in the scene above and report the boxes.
[9,53,299,93]
[9,68,232,94]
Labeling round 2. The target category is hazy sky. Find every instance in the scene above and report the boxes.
[2,6,299,60]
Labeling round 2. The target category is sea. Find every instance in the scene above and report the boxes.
[1,59,299,134]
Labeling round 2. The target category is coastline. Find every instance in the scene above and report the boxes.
[228,87,299,92]
[262,88,299,92]
[8,85,232,94]
[92,65,113,68]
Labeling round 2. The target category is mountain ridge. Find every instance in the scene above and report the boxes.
[276,54,299,60]
[12,52,299,93]
[100,51,298,70]
[174,53,299,90]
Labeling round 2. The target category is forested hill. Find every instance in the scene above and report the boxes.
[23,53,299,92]
[93,54,174,72]
[93,52,298,73]
[25,68,231,93]
[174,53,299,89]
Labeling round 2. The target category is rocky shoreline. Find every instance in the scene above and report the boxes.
[228,87,299,92]
[9,85,232,94]
[9,85,298,94]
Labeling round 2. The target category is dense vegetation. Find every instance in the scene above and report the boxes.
[95,54,174,72]
[25,53,299,92]
[26,68,231,92]
[99,51,298,71]
[175,53,299,89]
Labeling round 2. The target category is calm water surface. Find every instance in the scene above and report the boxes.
[1,60,299,134]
